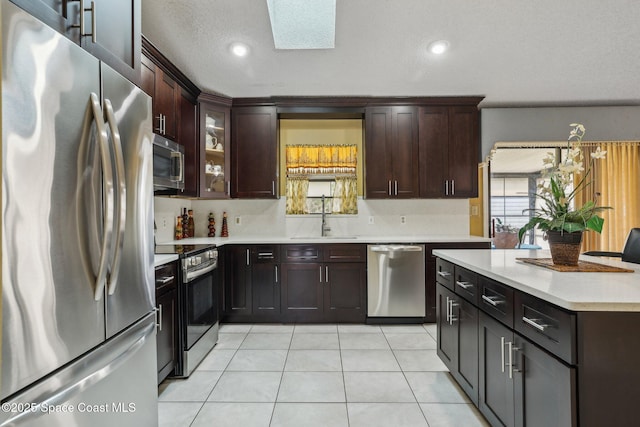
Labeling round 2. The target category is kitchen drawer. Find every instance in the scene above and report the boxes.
[282,244,322,262]
[435,258,455,290]
[514,291,576,365]
[323,244,366,262]
[454,266,478,305]
[479,277,514,328]
[254,245,280,263]
[155,261,177,295]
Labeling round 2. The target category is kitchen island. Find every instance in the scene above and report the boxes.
[433,249,640,427]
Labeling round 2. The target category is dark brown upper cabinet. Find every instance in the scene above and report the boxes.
[364,106,419,198]
[418,105,479,198]
[198,94,232,199]
[10,0,141,85]
[141,54,178,141]
[231,106,279,199]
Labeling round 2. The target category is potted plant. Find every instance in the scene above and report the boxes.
[518,124,610,265]
[493,218,520,249]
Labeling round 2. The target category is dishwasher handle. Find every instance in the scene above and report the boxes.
[369,245,423,253]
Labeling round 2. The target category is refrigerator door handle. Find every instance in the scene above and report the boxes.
[90,92,115,301]
[104,99,127,295]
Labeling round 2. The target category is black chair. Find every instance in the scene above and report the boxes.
[583,228,640,264]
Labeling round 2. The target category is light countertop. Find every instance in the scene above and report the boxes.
[154,254,179,267]
[157,234,491,246]
[433,249,640,312]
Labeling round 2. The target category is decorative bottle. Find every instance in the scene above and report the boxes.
[175,216,183,240]
[208,213,216,237]
[220,212,229,237]
[187,210,195,238]
[182,208,189,238]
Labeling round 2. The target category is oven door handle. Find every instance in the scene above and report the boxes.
[183,262,217,283]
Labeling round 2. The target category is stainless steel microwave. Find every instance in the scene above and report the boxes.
[153,134,185,190]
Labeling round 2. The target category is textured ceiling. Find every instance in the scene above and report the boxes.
[141,0,640,107]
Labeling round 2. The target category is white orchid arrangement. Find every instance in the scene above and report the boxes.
[518,124,610,243]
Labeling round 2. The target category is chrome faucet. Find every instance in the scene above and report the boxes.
[321,195,331,237]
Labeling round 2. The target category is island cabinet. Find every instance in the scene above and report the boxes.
[10,0,141,84]
[436,255,640,427]
[425,242,491,323]
[280,244,366,323]
[155,261,178,384]
[231,106,279,198]
[364,106,419,198]
[418,106,479,198]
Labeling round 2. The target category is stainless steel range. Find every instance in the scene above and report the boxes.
[156,244,219,377]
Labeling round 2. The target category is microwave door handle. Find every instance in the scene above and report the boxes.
[104,99,126,296]
[170,150,183,182]
[89,93,114,301]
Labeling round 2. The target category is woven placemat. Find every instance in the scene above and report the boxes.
[516,258,635,273]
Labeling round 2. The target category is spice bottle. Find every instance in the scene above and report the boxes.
[187,210,195,238]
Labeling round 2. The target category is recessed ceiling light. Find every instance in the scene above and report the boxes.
[230,42,249,57]
[428,40,449,55]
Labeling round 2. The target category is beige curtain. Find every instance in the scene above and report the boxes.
[285,145,357,174]
[285,177,309,214]
[575,142,640,252]
[332,176,358,214]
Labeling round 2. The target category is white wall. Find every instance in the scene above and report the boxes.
[481,106,640,158]
[154,196,471,243]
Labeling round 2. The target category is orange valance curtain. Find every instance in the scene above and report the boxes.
[575,142,640,252]
[286,145,357,175]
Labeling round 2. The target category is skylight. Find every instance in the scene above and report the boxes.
[266,0,336,49]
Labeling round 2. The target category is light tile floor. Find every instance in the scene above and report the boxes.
[158,323,489,427]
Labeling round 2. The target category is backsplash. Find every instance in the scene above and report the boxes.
[154,196,470,243]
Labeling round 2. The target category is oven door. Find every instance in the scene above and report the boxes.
[184,270,218,350]
[153,134,185,190]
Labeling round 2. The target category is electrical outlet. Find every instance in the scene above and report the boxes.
[162,218,167,228]
[368,216,375,225]
[235,216,241,225]
[400,216,407,224]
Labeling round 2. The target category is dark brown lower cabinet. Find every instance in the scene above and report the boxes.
[324,262,366,322]
[280,263,324,321]
[478,312,515,427]
[225,246,252,318]
[155,261,178,384]
[252,261,280,316]
[513,334,576,427]
[437,284,479,405]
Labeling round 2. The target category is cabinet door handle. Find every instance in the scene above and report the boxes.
[325,266,329,283]
[482,294,502,307]
[227,181,231,195]
[162,114,166,135]
[388,180,392,196]
[437,271,451,278]
[507,340,513,378]
[445,296,450,322]
[394,180,398,196]
[272,180,275,196]
[445,180,449,196]
[522,316,547,332]
[456,280,473,289]
[157,304,163,332]
[500,336,506,373]
[319,266,323,283]
[156,275,175,285]
[274,265,278,283]
[246,248,250,266]
[451,179,455,195]
[155,115,162,133]
[73,0,97,43]
[449,301,458,325]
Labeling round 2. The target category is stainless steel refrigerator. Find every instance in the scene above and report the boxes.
[1,1,158,425]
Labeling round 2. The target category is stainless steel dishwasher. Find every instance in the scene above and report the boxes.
[367,244,426,318]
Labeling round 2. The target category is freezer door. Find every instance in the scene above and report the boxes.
[101,63,155,338]
[0,313,158,427]
[1,1,106,400]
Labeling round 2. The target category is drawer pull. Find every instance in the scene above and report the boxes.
[522,316,547,332]
[156,276,175,285]
[482,294,502,306]
[257,252,275,259]
[437,271,451,278]
[456,281,473,289]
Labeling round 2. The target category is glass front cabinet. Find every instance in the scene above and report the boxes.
[198,94,231,198]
